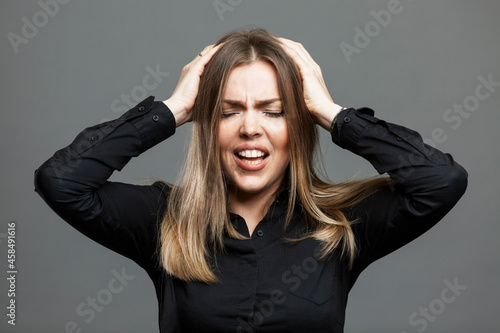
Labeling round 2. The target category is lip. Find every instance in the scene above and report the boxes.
[234,144,270,155]
[233,143,270,171]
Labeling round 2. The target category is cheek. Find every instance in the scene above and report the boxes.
[281,142,292,166]
[218,124,233,169]
[272,123,290,155]
[218,124,231,150]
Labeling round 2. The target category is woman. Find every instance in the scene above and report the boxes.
[34,28,467,332]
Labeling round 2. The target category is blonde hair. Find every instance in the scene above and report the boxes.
[159,28,389,283]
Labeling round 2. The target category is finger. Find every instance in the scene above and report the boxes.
[278,38,315,69]
[278,38,333,101]
[181,43,224,79]
[190,44,210,62]
[279,39,319,78]
[192,43,223,65]
[278,38,322,77]
[278,38,317,68]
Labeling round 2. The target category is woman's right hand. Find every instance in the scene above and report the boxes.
[163,43,222,127]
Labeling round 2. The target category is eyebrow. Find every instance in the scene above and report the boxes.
[223,98,282,108]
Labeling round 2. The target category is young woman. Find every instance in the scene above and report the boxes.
[35,28,467,332]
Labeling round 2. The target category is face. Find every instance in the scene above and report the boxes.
[218,60,290,199]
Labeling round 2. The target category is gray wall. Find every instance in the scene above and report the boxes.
[1,0,499,332]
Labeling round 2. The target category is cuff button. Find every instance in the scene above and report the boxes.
[138,106,145,111]
[343,116,351,123]
[152,115,160,122]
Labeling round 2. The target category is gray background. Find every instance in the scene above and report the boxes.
[1,0,499,332]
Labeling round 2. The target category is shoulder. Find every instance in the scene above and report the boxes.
[152,180,172,196]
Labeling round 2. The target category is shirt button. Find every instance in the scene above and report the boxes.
[90,135,99,141]
[343,116,351,123]
[152,115,159,122]
[138,106,145,111]
[257,230,264,237]
[396,136,403,141]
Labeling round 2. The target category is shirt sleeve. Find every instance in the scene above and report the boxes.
[34,96,176,274]
[331,107,468,286]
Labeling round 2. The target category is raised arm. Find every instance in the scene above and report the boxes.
[279,37,468,283]
[34,44,222,271]
[34,98,177,270]
[332,107,467,280]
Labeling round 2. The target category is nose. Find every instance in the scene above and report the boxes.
[239,110,262,138]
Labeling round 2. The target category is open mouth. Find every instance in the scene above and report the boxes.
[235,149,269,166]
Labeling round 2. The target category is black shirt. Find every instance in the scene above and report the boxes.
[34,97,467,332]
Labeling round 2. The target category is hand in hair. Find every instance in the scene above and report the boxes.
[163,43,223,127]
[278,38,344,131]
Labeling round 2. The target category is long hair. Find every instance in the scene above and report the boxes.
[159,28,389,283]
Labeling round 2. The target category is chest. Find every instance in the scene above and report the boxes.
[169,237,348,332]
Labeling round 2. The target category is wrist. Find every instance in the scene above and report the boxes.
[163,99,190,127]
[315,102,344,131]
[329,105,350,133]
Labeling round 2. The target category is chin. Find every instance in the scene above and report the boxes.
[231,183,266,195]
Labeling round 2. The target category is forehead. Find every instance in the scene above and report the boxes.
[223,60,280,101]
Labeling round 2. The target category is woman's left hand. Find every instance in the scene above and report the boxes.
[279,38,343,131]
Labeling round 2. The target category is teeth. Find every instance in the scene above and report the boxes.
[238,150,265,158]
[242,159,262,165]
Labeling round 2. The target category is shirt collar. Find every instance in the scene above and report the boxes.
[228,187,291,236]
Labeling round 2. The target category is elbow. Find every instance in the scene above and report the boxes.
[442,161,468,206]
[406,162,468,220]
[34,159,66,205]
[34,160,91,224]
[426,161,468,217]
[34,161,55,203]
[450,163,469,201]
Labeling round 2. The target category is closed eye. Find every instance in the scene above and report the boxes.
[221,109,284,119]
[221,111,239,119]
[264,110,285,118]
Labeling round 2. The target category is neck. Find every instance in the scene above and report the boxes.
[228,187,279,236]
